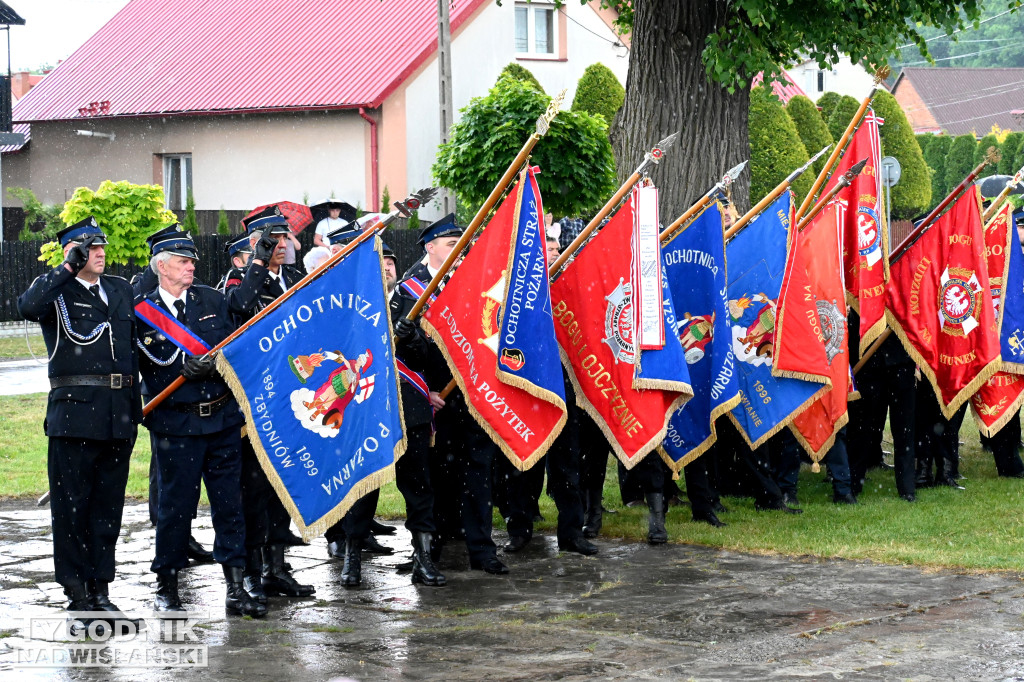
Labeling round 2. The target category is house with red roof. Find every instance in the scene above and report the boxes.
[3,0,627,226]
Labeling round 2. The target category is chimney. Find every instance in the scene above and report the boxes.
[11,71,31,100]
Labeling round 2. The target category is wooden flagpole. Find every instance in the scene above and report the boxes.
[658,160,747,243]
[982,163,1024,223]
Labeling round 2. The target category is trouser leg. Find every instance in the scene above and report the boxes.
[395,424,435,533]
[202,428,246,568]
[887,364,918,497]
[151,434,204,574]
[240,437,270,549]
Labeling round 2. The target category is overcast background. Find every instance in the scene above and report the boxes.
[8,0,128,72]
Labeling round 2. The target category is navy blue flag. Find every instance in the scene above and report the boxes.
[1002,213,1024,373]
[217,238,406,539]
[724,191,826,448]
[660,202,741,472]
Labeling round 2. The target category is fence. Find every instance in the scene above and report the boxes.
[0,227,425,322]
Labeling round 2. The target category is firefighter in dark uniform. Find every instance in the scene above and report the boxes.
[398,214,509,574]
[225,207,315,600]
[135,225,265,617]
[217,233,254,292]
[18,217,143,626]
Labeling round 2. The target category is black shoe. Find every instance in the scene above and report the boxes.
[243,548,268,605]
[832,492,858,505]
[411,532,446,587]
[284,530,308,546]
[503,535,530,553]
[224,566,267,617]
[86,580,139,627]
[645,492,668,544]
[369,519,397,535]
[782,492,800,508]
[64,582,100,635]
[361,534,394,555]
[900,493,917,503]
[693,510,727,527]
[712,501,728,514]
[186,536,215,563]
[154,571,187,616]
[558,537,599,556]
[470,556,509,574]
[326,539,345,560]
[262,544,315,597]
[755,499,803,514]
[341,539,362,587]
[936,478,966,490]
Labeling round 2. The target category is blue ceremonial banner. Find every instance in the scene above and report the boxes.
[724,192,826,448]
[1002,213,1024,373]
[217,238,406,539]
[495,167,566,405]
[660,202,741,472]
[633,252,693,391]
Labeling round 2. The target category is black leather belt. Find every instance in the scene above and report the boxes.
[169,393,232,417]
[50,374,133,390]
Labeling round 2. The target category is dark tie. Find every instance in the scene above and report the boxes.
[89,284,100,299]
[174,299,186,322]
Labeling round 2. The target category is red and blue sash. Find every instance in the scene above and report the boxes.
[135,299,212,357]
[396,358,429,399]
[399,276,436,305]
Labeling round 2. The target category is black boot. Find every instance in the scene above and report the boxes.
[938,456,966,489]
[64,582,99,635]
[262,544,315,597]
[154,571,187,616]
[583,487,604,539]
[243,548,267,605]
[370,519,397,535]
[411,532,447,587]
[87,579,138,627]
[341,539,362,587]
[915,457,934,488]
[224,566,268,617]
[645,492,668,544]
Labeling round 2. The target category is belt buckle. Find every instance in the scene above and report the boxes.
[199,402,213,417]
[109,375,123,390]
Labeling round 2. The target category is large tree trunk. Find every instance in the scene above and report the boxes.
[611,0,750,218]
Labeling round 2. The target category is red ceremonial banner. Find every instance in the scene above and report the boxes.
[970,203,1024,436]
[886,188,1000,419]
[421,176,567,470]
[824,110,889,355]
[774,199,851,460]
[550,191,692,468]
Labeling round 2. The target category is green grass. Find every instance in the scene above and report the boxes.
[0,333,46,361]
[4,393,1024,571]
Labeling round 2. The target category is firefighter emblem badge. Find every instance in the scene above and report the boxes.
[602,278,635,364]
[938,267,983,335]
[816,299,846,365]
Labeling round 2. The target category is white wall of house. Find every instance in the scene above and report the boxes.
[4,111,367,212]
[403,1,628,219]
[790,56,876,102]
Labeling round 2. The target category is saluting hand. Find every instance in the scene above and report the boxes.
[63,236,98,274]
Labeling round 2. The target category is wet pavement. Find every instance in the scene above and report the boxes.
[0,360,49,396]
[1,499,1023,680]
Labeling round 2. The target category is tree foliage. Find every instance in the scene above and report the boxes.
[47,180,177,267]
[785,95,833,175]
[944,134,978,192]
[433,76,617,217]
[916,134,935,157]
[182,190,199,234]
[974,133,1001,178]
[9,187,64,241]
[872,90,931,219]
[827,95,861,143]
[216,207,231,236]
[497,62,544,93]
[888,3,1024,70]
[748,86,812,205]
[571,62,625,125]
[923,135,952,209]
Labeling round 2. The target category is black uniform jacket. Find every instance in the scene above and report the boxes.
[18,266,142,440]
[135,284,243,436]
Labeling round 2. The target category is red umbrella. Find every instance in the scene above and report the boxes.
[242,201,314,234]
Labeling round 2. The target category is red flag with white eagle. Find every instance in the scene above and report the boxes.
[823,109,889,355]
[886,187,1000,419]
[969,202,1024,435]
[773,198,851,461]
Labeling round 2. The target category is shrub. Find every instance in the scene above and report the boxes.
[923,135,951,208]
[497,63,544,93]
[571,63,625,125]
[998,132,1024,175]
[182,190,199,233]
[974,133,1001,178]
[827,95,861,142]
[9,187,64,241]
[216,207,231,236]
[871,90,931,219]
[748,86,812,205]
[944,134,978,192]
[915,133,935,158]
[785,95,833,175]
[816,92,842,126]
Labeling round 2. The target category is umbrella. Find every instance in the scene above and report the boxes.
[310,199,358,225]
[976,174,1024,199]
[242,201,314,234]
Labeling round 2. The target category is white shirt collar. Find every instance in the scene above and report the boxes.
[158,286,187,313]
[77,277,107,304]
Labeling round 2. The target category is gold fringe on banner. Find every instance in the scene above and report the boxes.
[657,392,743,475]
[725,382,829,453]
[788,409,849,466]
[971,386,1024,438]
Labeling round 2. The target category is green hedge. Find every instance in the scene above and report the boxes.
[998,132,1024,175]
[945,134,978,191]
[975,133,1000,178]
[571,63,625,125]
[827,95,860,142]
[786,95,833,175]
[916,134,935,157]
[872,91,931,220]
[816,92,842,126]
[497,63,544,92]
[749,86,812,205]
[923,135,952,209]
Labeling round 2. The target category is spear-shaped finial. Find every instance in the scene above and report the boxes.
[787,144,831,183]
[535,89,567,136]
[635,132,680,175]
